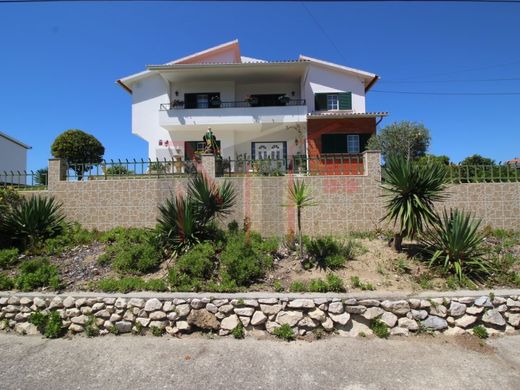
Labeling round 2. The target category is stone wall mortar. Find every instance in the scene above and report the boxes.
[1,293,519,338]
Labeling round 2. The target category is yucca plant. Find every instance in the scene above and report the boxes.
[382,156,447,251]
[157,174,236,254]
[286,179,316,257]
[420,208,490,282]
[0,196,66,250]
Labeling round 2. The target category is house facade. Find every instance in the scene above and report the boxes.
[117,40,387,173]
[0,130,31,183]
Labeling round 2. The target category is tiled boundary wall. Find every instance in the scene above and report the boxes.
[23,152,520,235]
[1,290,519,337]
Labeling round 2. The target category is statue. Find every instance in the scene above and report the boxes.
[203,127,220,155]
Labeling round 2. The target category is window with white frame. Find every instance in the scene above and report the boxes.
[327,94,339,110]
[347,135,360,153]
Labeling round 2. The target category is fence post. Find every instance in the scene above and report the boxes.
[362,150,382,180]
[48,158,67,190]
[200,154,216,178]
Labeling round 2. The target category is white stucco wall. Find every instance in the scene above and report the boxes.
[235,82,300,101]
[0,137,28,179]
[170,80,236,103]
[303,64,366,113]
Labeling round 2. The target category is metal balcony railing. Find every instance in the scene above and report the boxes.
[159,99,306,111]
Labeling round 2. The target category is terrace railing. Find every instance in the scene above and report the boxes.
[1,170,48,190]
[159,99,306,111]
[65,158,199,181]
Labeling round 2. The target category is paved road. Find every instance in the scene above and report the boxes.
[0,333,519,390]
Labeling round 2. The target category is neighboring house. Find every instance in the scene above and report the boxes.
[117,40,387,173]
[0,130,31,183]
[506,157,520,169]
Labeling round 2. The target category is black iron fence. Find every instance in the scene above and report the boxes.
[1,170,48,190]
[159,99,306,111]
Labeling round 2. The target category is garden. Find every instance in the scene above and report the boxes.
[1,155,519,296]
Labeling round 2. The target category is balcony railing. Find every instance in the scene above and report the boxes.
[159,99,306,111]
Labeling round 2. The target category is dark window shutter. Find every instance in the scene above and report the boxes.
[360,134,371,152]
[184,93,197,109]
[338,92,352,110]
[314,93,327,111]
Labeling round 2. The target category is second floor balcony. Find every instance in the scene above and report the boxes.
[158,97,307,130]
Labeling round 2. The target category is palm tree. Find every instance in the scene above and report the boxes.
[382,156,447,251]
[286,179,316,257]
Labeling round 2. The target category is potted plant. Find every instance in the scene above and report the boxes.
[278,95,290,105]
[210,96,221,107]
[245,95,258,106]
[171,99,184,108]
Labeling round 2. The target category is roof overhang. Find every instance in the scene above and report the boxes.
[0,131,31,149]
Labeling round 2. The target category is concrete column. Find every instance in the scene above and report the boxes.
[48,158,67,190]
[200,154,216,179]
[363,151,381,180]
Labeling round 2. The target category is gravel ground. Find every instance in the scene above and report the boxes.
[0,333,519,390]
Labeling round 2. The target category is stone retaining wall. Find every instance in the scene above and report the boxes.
[1,291,519,338]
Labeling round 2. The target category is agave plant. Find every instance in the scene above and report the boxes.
[382,156,447,251]
[286,179,316,257]
[157,174,236,254]
[420,208,490,282]
[0,196,66,250]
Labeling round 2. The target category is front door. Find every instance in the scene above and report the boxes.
[253,142,285,160]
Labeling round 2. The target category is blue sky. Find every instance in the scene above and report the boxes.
[0,1,519,172]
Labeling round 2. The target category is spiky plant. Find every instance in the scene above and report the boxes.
[382,156,447,251]
[286,179,316,257]
[420,208,490,282]
[0,196,66,250]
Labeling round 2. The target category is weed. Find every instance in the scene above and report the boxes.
[231,322,245,339]
[289,281,307,292]
[29,311,65,339]
[359,331,367,338]
[325,273,345,292]
[350,276,375,291]
[95,277,167,293]
[396,258,411,274]
[489,292,495,302]
[151,326,165,337]
[370,319,389,339]
[417,273,433,290]
[236,298,245,306]
[473,325,488,339]
[84,316,99,337]
[273,324,295,341]
[314,328,324,340]
[133,321,144,335]
[273,280,284,292]
[308,278,328,292]
[108,325,119,335]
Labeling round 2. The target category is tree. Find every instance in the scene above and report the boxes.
[416,154,450,167]
[286,179,316,257]
[459,154,495,166]
[34,168,48,186]
[367,121,431,162]
[51,129,105,180]
[382,156,447,251]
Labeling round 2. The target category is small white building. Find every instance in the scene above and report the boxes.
[0,131,31,183]
[117,40,387,173]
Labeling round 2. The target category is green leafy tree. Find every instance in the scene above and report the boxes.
[459,154,495,166]
[416,154,450,166]
[286,179,316,257]
[35,168,48,186]
[382,156,447,251]
[51,129,105,180]
[367,121,431,162]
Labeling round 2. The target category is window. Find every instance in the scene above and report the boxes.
[196,94,209,109]
[327,94,339,110]
[184,92,220,109]
[347,135,360,153]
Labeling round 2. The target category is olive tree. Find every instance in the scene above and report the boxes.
[51,129,105,180]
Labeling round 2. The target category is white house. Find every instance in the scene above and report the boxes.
[0,130,31,183]
[117,40,387,172]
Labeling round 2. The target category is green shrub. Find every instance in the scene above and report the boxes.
[227,220,239,233]
[220,232,272,286]
[273,324,295,341]
[104,164,132,176]
[0,248,19,269]
[231,322,245,339]
[95,277,167,293]
[350,276,375,291]
[84,316,100,337]
[0,196,66,250]
[306,236,356,269]
[29,310,65,338]
[289,281,307,292]
[151,326,165,337]
[15,258,61,291]
[308,278,328,292]
[273,280,284,292]
[100,228,162,274]
[42,223,99,255]
[370,319,389,339]
[473,325,488,339]
[0,187,22,213]
[168,243,215,290]
[0,272,14,290]
[420,209,490,282]
[325,273,345,292]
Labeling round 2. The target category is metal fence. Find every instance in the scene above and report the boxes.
[1,170,48,190]
[159,99,306,111]
[65,159,199,181]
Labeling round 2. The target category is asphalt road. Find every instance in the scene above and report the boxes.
[0,333,519,390]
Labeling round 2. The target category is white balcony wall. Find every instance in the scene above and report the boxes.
[235,82,301,101]
[303,64,366,113]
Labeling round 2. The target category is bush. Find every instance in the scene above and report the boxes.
[0,187,21,216]
[227,220,239,233]
[273,324,295,341]
[0,248,19,269]
[15,258,61,291]
[289,281,307,292]
[370,319,389,338]
[84,316,100,337]
[100,228,162,274]
[308,278,328,292]
[473,325,488,339]
[29,310,65,338]
[325,273,345,292]
[104,164,132,176]
[306,237,355,269]
[168,243,216,290]
[220,232,272,286]
[231,322,245,339]
[42,223,99,255]
[95,277,167,293]
[420,209,490,282]
[0,196,66,251]
[0,272,14,290]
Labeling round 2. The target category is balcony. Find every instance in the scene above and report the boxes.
[158,99,307,130]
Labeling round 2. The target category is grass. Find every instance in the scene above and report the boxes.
[231,322,245,339]
[95,277,167,293]
[473,325,489,339]
[289,274,346,293]
[370,319,389,339]
[28,311,65,339]
[151,326,165,337]
[350,276,375,291]
[273,324,295,341]
[84,316,100,337]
